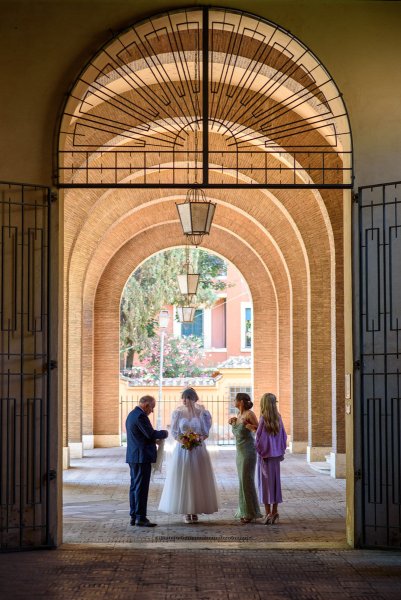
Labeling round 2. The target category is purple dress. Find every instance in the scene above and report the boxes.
[255,416,287,504]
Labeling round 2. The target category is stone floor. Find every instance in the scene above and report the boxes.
[63,446,346,547]
[3,546,401,600]
[2,447,401,599]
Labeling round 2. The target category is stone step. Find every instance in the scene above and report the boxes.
[309,461,331,475]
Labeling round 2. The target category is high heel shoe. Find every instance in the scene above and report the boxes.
[191,514,198,523]
[240,517,255,524]
[263,514,272,525]
[184,514,192,524]
[270,513,279,524]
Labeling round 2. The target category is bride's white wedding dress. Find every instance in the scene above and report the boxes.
[158,404,219,515]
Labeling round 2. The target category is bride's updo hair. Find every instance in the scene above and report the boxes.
[182,387,199,403]
[236,392,253,410]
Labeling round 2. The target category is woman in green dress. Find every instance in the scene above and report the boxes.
[229,393,262,523]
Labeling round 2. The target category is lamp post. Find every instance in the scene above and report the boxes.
[157,309,170,429]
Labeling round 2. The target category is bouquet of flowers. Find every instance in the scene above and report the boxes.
[178,430,202,451]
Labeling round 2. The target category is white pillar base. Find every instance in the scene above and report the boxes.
[289,441,307,454]
[69,442,83,458]
[63,446,70,470]
[82,435,95,450]
[94,434,121,448]
[330,452,346,479]
[307,445,331,462]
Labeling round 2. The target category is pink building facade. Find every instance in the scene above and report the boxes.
[170,262,252,367]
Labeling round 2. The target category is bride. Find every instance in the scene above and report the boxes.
[158,387,219,523]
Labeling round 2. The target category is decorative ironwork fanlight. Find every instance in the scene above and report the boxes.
[176,189,216,247]
[60,8,353,189]
[177,248,200,300]
[177,305,196,323]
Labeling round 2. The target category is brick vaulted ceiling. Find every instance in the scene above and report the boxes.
[59,7,352,188]
[60,7,350,451]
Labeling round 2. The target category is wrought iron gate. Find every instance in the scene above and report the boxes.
[0,182,57,551]
[355,181,401,549]
[120,392,236,445]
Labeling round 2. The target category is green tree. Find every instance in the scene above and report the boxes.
[120,248,227,366]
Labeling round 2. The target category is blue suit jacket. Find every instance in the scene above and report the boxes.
[125,406,168,464]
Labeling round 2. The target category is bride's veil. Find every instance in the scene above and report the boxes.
[184,398,204,419]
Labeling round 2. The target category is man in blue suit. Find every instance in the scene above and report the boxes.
[126,395,168,527]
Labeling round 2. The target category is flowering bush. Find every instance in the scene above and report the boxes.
[138,335,206,379]
[122,366,145,378]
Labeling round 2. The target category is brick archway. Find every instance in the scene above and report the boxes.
[92,224,281,444]
[60,7,351,476]
[63,183,343,468]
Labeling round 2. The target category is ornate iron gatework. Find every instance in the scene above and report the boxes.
[58,7,352,189]
[0,182,56,551]
[355,181,401,549]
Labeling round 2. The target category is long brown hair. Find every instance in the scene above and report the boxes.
[260,393,280,435]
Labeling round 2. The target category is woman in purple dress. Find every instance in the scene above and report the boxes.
[255,393,287,524]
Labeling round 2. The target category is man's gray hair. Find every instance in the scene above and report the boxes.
[139,395,155,406]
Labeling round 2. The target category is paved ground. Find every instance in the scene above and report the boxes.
[63,446,346,546]
[3,545,401,599]
[2,447,401,599]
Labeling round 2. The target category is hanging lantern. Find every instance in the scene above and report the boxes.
[177,269,199,299]
[177,305,196,323]
[176,188,216,247]
[177,250,200,300]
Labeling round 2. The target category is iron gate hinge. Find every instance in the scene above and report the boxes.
[352,191,359,203]
[50,190,58,203]
[45,360,58,371]
[354,359,361,371]
[48,469,57,481]
[354,469,362,482]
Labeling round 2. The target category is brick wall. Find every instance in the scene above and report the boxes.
[64,185,344,454]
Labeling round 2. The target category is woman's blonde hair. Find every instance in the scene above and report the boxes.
[260,393,280,435]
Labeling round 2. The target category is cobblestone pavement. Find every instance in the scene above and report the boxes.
[2,547,401,599]
[63,446,346,546]
[1,449,400,599]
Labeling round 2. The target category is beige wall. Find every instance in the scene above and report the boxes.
[0,0,400,188]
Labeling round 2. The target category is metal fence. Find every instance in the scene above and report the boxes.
[120,393,236,445]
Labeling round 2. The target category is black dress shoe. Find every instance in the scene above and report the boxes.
[136,520,157,527]
[130,518,136,526]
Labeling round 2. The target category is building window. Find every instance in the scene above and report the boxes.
[241,303,252,350]
[181,308,204,341]
[228,386,252,415]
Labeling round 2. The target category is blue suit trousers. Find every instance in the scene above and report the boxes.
[129,462,152,522]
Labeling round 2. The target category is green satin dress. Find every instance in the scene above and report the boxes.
[232,422,263,520]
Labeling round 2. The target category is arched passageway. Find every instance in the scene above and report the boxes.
[60,7,352,482]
